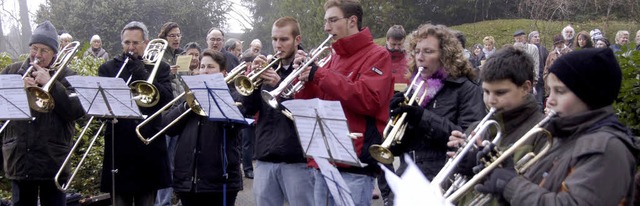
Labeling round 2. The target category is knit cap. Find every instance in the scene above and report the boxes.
[29,21,59,53]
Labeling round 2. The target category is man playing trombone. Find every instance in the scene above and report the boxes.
[97,21,173,206]
[295,0,394,204]
[1,21,84,206]
[239,16,315,206]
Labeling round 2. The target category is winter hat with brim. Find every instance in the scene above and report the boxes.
[548,48,621,109]
[29,21,59,53]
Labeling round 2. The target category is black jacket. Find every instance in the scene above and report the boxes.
[163,84,245,193]
[240,55,307,164]
[398,76,486,179]
[98,54,173,193]
[1,58,85,181]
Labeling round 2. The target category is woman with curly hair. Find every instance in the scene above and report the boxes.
[389,24,486,180]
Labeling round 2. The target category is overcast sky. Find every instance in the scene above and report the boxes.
[1,0,252,35]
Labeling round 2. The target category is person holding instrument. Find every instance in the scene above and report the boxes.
[475,48,640,205]
[97,21,173,206]
[1,21,84,206]
[161,49,244,206]
[240,16,315,206]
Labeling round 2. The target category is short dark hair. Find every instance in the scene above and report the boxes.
[182,42,201,54]
[386,25,406,40]
[158,22,179,39]
[324,0,363,30]
[481,46,534,86]
[201,49,226,72]
[224,38,240,51]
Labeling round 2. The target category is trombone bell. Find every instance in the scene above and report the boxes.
[130,80,160,107]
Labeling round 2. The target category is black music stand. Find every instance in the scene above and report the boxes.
[0,74,33,131]
[282,98,362,206]
[66,76,144,206]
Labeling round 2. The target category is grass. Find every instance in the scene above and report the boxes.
[375,19,640,50]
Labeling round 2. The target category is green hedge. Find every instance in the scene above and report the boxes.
[614,45,640,135]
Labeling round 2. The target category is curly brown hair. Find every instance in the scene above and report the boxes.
[405,24,474,80]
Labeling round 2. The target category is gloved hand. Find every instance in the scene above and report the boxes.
[455,148,479,177]
[473,142,499,174]
[389,92,406,110]
[125,54,148,79]
[474,167,516,194]
[390,105,423,125]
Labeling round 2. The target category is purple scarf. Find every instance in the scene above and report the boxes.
[412,67,447,107]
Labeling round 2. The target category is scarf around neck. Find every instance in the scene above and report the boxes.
[412,67,448,107]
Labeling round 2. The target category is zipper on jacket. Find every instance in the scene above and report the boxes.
[191,119,202,192]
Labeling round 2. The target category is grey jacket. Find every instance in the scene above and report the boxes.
[502,106,640,206]
[84,47,109,60]
[1,58,85,181]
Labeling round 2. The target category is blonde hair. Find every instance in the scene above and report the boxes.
[405,24,474,80]
[482,36,495,46]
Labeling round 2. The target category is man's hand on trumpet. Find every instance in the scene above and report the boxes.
[25,62,51,87]
[294,49,317,82]
[253,54,281,87]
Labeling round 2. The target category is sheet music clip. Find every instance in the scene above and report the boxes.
[0,74,33,121]
[181,73,247,124]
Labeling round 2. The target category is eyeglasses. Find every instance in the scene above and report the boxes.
[411,48,438,56]
[324,17,347,25]
[122,40,143,46]
[167,33,182,39]
[29,46,53,55]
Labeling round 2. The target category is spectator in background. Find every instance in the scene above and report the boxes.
[595,37,611,49]
[562,25,575,48]
[158,22,184,67]
[225,38,243,59]
[206,28,239,72]
[385,25,409,86]
[182,42,202,75]
[544,34,572,82]
[635,30,640,50]
[468,43,485,70]
[249,39,263,55]
[573,31,593,50]
[610,30,630,52]
[59,32,73,49]
[84,34,109,61]
[529,31,548,107]
[482,36,496,58]
[513,30,540,103]
[590,29,604,43]
[453,30,471,59]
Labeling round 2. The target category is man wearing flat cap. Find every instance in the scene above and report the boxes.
[513,29,541,105]
[1,21,85,206]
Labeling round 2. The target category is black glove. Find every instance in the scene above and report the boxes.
[307,64,318,82]
[390,105,423,125]
[474,167,516,194]
[389,92,406,110]
[473,142,499,174]
[125,55,148,79]
[455,148,479,177]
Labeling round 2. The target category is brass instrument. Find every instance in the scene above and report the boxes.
[136,81,206,145]
[224,61,248,84]
[431,107,501,195]
[279,46,333,99]
[446,110,556,204]
[26,41,80,113]
[129,39,168,107]
[368,67,428,164]
[234,51,282,96]
[261,35,334,108]
[55,117,106,191]
[115,51,134,84]
[0,58,42,134]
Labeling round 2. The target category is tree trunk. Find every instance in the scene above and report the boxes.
[0,14,5,52]
[18,0,32,54]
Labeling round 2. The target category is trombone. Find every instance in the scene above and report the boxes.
[369,67,428,164]
[0,58,42,134]
[234,51,282,96]
[224,61,248,84]
[26,41,80,113]
[446,110,556,204]
[129,39,168,107]
[261,35,334,108]
[136,81,206,145]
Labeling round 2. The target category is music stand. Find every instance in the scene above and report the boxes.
[181,74,247,124]
[0,74,33,132]
[282,98,363,206]
[66,76,144,206]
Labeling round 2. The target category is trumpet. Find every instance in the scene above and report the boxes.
[224,61,248,84]
[446,110,556,204]
[129,39,168,107]
[368,67,428,164]
[26,41,80,113]
[234,51,283,96]
[136,82,206,145]
[261,35,334,109]
[430,107,501,195]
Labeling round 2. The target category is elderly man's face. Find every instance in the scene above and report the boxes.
[91,39,102,49]
[529,34,541,44]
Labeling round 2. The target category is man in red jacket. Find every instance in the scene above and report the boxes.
[296,0,393,205]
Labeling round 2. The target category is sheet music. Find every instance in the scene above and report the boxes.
[379,155,453,206]
[315,157,355,206]
[282,98,361,166]
[181,74,246,123]
[0,75,31,120]
[66,76,142,118]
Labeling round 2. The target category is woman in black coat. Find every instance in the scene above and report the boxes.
[163,49,245,206]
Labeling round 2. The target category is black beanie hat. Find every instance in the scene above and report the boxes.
[29,21,59,53]
[548,48,621,109]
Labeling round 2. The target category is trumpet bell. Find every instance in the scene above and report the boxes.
[26,86,54,112]
[185,91,206,116]
[234,75,255,96]
[369,145,394,164]
[261,90,279,109]
[130,80,159,107]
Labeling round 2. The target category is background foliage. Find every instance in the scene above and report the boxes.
[614,45,640,135]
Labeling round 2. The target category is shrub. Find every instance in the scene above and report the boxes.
[614,45,640,136]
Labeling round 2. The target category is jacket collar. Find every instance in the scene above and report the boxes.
[332,27,374,58]
[546,106,616,139]
[494,94,540,133]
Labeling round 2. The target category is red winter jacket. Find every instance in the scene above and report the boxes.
[295,28,393,175]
